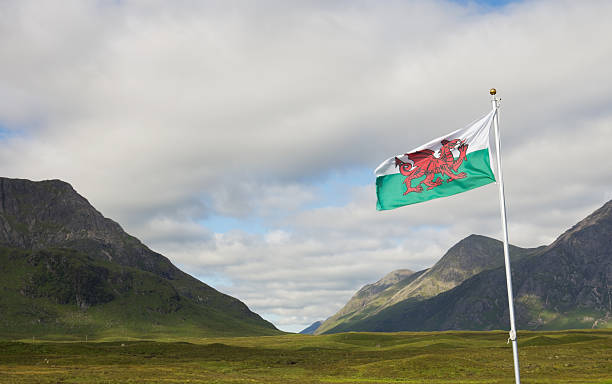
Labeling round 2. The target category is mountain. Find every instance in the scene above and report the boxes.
[314,269,419,334]
[388,235,538,303]
[322,200,612,333]
[315,236,537,334]
[0,177,280,339]
[299,321,323,334]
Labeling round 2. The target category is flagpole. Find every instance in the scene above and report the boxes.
[490,88,521,384]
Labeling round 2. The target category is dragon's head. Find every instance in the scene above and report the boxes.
[441,139,462,150]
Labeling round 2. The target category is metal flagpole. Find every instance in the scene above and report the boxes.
[490,88,521,384]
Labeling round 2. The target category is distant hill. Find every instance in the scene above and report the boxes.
[0,177,281,339]
[321,200,611,333]
[299,321,323,334]
[314,269,419,334]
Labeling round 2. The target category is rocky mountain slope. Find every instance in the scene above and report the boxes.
[321,201,611,333]
[0,177,280,338]
[316,236,536,334]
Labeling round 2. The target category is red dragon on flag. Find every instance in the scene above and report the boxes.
[394,139,468,195]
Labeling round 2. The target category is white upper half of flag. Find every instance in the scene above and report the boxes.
[374,109,496,177]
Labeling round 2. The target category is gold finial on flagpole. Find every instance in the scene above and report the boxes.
[490,88,497,95]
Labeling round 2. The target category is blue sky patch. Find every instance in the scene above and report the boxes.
[306,166,373,210]
[453,0,521,6]
[199,214,267,234]
[0,124,16,140]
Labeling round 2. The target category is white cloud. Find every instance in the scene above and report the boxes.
[265,229,291,245]
[1,0,611,332]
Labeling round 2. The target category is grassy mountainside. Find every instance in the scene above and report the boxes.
[0,177,280,338]
[316,235,537,334]
[0,247,278,339]
[314,269,422,334]
[325,201,612,333]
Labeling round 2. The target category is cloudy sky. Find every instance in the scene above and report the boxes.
[1,0,611,332]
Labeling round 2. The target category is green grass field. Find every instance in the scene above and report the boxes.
[1,330,611,383]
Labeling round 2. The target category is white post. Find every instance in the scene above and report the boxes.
[490,89,521,384]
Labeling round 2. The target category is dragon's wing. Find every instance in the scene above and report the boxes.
[407,149,441,174]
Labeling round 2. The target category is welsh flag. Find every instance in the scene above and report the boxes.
[375,110,496,210]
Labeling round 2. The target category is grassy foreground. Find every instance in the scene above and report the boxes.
[1,330,611,384]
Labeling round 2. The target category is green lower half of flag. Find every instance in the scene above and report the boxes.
[376,148,495,211]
